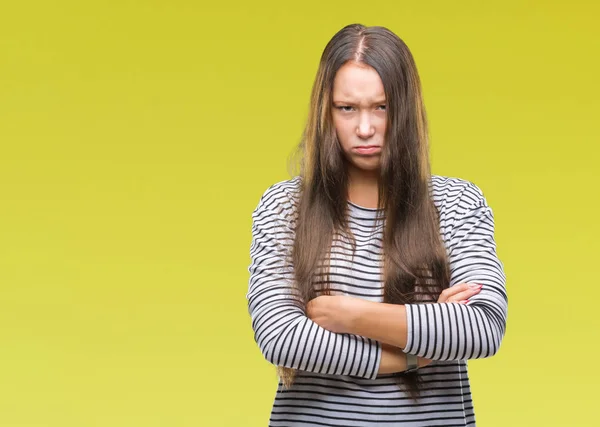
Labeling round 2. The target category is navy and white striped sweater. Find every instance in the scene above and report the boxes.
[247,175,508,426]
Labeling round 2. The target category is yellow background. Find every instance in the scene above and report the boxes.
[1,1,598,426]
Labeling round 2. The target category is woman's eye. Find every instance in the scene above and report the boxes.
[335,105,385,112]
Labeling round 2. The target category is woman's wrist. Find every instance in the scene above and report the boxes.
[379,343,407,374]
[405,352,418,372]
[417,356,433,368]
[379,343,433,374]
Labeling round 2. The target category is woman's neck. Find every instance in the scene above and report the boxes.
[347,170,380,209]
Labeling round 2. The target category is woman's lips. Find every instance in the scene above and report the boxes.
[354,146,381,155]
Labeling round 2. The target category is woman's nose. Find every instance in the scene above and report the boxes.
[356,111,375,138]
[356,113,375,138]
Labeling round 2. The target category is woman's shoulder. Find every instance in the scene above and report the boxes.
[429,174,489,216]
[253,176,301,218]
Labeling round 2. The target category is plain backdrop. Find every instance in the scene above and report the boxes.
[1,1,598,426]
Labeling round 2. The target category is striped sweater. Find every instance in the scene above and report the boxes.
[246,175,508,426]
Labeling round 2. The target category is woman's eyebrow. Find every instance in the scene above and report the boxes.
[332,99,387,105]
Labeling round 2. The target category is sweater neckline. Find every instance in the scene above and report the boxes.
[347,201,384,220]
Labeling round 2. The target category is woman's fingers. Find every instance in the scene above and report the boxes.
[446,287,481,303]
[437,283,483,303]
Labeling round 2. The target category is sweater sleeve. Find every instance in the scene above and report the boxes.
[246,185,382,379]
[402,182,508,360]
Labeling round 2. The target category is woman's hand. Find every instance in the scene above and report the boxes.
[437,283,483,304]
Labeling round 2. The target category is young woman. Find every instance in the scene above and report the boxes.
[247,23,507,426]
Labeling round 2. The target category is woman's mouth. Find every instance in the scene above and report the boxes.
[354,146,381,155]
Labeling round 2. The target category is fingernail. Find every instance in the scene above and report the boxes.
[468,284,479,289]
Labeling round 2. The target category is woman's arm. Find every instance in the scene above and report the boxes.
[308,183,508,361]
[403,186,508,360]
[247,184,386,379]
[307,283,481,350]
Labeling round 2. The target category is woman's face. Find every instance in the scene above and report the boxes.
[332,61,387,178]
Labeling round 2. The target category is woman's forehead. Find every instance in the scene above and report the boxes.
[333,63,386,102]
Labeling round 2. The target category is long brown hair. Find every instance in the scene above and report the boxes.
[281,24,450,398]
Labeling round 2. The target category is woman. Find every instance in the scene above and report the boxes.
[247,23,507,426]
